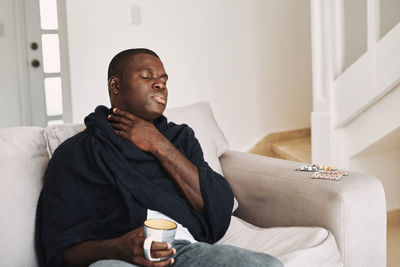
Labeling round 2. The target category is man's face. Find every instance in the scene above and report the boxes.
[110,54,168,121]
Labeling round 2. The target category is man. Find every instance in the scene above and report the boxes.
[35,48,283,267]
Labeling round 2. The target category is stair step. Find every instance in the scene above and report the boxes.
[272,136,311,163]
[250,128,311,163]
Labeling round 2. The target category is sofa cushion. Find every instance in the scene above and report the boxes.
[0,127,49,267]
[45,123,86,155]
[217,216,342,267]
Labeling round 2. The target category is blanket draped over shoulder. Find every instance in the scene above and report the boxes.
[35,105,234,267]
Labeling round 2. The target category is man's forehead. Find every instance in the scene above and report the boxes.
[129,54,164,68]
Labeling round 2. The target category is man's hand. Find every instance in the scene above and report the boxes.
[108,108,205,214]
[108,108,167,154]
[63,227,175,267]
[117,227,175,267]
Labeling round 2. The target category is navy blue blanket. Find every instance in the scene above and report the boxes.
[35,105,234,267]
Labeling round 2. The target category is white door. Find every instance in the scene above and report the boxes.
[0,0,70,127]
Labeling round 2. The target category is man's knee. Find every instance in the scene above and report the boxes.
[214,244,283,267]
[173,242,283,267]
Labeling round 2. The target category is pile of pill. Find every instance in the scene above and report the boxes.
[296,164,336,172]
[296,164,349,181]
[311,171,342,180]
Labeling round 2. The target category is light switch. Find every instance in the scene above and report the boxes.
[129,5,141,26]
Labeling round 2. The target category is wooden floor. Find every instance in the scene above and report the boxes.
[388,210,400,267]
[250,129,400,266]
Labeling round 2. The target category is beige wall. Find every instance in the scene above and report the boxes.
[65,0,312,151]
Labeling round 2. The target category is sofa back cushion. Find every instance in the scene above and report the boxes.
[163,101,229,174]
[0,127,49,267]
[45,123,86,155]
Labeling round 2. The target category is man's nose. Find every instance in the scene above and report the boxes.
[153,80,166,91]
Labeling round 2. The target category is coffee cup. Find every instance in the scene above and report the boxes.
[143,219,177,261]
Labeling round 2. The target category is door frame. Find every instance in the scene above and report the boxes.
[57,0,72,124]
[13,0,72,127]
[14,0,32,126]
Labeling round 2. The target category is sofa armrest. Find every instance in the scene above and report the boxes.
[220,150,386,267]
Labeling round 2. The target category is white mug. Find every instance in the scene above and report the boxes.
[143,219,177,261]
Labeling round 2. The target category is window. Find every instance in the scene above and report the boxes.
[39,0,63,125]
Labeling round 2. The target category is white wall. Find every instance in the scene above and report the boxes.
[64,0,312,151]
[0,0,24,127]
[256,0,312,145]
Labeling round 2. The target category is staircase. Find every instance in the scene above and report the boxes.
[310,0,400,168]
[253,2,400,168]
[250,128,311,164]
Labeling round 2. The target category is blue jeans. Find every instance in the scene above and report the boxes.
[90,240,283,267]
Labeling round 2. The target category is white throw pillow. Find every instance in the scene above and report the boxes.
[164,101,238,211]
[163,101,229,175]
[45,123,86,155]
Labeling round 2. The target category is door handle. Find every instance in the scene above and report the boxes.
[30,42,38,50]
[31,59,40,68]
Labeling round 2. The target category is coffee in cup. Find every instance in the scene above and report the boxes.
[143,219,177,261]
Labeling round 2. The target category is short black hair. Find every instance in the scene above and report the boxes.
[107,48,159,79]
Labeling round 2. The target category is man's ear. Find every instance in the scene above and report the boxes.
[108,76,120,95]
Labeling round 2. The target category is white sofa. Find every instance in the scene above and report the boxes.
[0,102,386,267]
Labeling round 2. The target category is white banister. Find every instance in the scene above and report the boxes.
[310,0,332,164]
[311,0,342,165]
